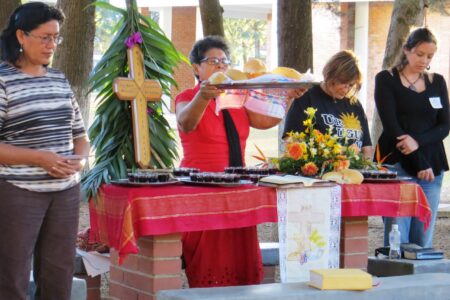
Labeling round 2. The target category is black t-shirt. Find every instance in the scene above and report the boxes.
[283,85,371,149]
[375,68,449,176]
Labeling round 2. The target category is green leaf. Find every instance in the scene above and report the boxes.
[82,5,183,200]
[91,1,127,17]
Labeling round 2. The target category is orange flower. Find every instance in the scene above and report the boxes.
[286,143,304,160]
[333,159,350,171]
[301,162,319,176]
[347,143,360,155]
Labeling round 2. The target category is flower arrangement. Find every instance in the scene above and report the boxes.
[277,107,374,177]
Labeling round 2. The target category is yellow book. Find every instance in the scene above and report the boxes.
[309,268,372,290]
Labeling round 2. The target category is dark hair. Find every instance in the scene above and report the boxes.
[188,35,230,65]
[396,27,437,69]
[0,2,65,65]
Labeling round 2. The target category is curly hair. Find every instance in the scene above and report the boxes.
[188,35,230,65]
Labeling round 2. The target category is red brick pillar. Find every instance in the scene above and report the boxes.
[109,234,183,300]
[170,7,197,112]
[340,216,369,269]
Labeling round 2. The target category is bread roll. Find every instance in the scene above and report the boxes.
[208,71,229,84]
[271,66,303,80]
[322,169,363,184]
[225,69,248,81]
[244,58,267,78]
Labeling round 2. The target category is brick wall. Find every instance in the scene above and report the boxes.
[312,4,341,75]
[340,216,369,269]
[170,7,197,112]
[108,234,183,300]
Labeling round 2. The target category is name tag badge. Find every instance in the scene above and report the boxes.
[429,97,443,109]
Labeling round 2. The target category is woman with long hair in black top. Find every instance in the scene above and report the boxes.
[375,27,449,248]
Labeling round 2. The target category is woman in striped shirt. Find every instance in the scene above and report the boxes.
[0,2,90,299]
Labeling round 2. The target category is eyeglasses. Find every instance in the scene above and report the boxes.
[200,57,231,66]
[24,32,63,45]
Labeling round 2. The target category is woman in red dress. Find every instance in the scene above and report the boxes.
[175,36,305,287]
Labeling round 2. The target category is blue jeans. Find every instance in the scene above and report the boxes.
[383,163,443,248]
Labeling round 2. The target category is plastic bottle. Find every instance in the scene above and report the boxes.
[389,224,401,259]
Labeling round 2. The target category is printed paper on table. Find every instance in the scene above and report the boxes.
[277,185,341,283]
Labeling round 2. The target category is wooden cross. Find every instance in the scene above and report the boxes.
[113,44,162,169]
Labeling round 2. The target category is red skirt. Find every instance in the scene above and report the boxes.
[182,227,263,287]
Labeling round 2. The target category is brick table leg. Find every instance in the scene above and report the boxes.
[109,234,183,300]
[340,216,369,269]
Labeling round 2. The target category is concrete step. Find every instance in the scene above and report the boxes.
[438,203,450,218]
[28,273,87,300]
[157,273,450,300]
[260,242,279,266]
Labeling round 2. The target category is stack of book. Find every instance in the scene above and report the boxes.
[401,243,444,260]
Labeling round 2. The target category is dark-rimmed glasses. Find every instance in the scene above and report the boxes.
[200,57,231,66]
[24,31,63,45]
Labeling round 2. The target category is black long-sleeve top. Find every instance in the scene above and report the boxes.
[375,68,449,176]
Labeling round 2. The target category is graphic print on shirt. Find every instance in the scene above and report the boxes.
[321,112,363,148]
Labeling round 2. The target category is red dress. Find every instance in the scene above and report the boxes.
[175,84,263,287]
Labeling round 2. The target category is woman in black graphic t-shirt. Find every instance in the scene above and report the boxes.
[283,50,372,158]
[375,28,449,248]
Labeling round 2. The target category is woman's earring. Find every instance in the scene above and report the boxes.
[19,44,23,53]
[426,65,430,70]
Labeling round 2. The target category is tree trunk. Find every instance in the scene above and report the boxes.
[277,0,313,73]
[371,0,424,146]
[199,0,225,37]
[0,0,21,31]
[125,0,136,10]
[53,0,95,128]
[277,0,313,155]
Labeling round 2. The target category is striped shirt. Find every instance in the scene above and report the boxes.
[0,62,86,192]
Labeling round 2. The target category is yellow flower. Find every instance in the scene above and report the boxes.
[305,107,317,117]
[332,144,342,154]
[279,106,377,175]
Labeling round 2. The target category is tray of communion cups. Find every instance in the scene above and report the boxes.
[111,169,180,186]
[178,166,278,187]
[359,169,412,183]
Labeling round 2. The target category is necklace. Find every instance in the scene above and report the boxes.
[400,71,422,91]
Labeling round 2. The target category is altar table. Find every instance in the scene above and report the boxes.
[89,182,430,299]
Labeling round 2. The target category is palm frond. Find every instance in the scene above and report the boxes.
[82,3,185,200]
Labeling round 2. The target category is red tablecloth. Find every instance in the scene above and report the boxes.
[89,182,430,262]
[89,184,277,262]
[341,182,431,228]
